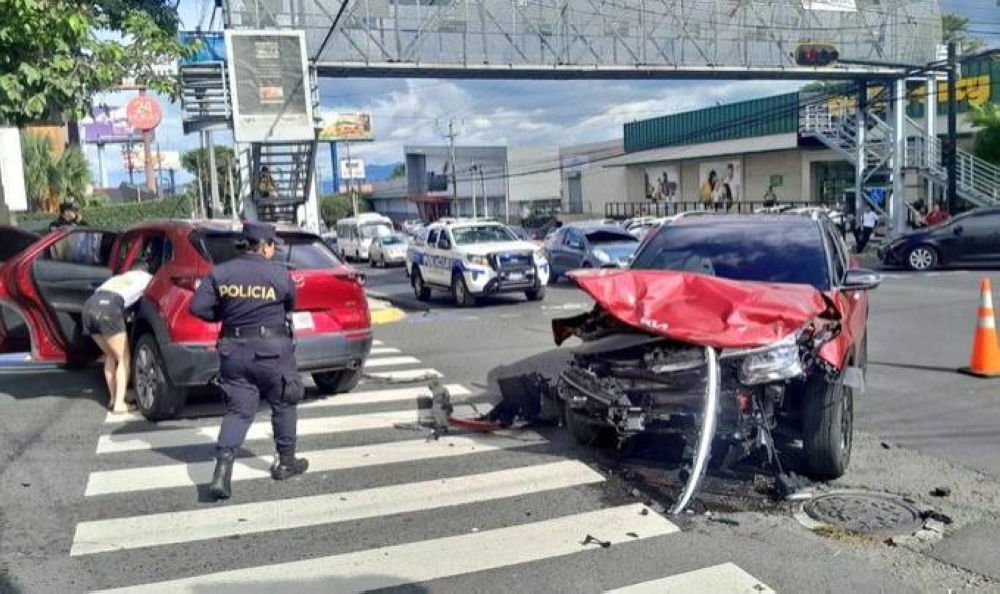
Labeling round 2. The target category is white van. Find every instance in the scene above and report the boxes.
[335,213,394,261]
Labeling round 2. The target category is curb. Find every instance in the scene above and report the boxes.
[368,297,407,326]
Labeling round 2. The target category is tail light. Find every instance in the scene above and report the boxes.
[334,269,366,286]
[172,276,202,291]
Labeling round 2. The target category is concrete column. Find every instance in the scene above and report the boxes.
[302,159,321,233]
[854,81,867,224]
[239,144,257,221]
[925,75,938,205]
[891,78,907,234]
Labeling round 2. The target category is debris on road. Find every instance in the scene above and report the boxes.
[930,487,952,498]
[581,534,612,548]
[707,517,741,527]
[775,472,815,501]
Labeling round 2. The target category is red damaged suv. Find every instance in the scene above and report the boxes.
[0,221,372,420]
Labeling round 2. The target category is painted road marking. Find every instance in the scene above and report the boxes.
[103,384,472,425]
[364,368,443,382]
[606,563,775,593]
[73,461,602,555]
[95,404,489,454]
[362,356,421,368]
[84,431,544,496]
[90,504,678,593]
[369,347,401,355]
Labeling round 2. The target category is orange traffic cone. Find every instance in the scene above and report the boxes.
[960,279,1000,378]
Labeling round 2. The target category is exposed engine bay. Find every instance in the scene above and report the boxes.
[552,270,853,514]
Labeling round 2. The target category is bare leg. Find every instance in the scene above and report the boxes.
[105,332,131,413]
[92,335,116,408]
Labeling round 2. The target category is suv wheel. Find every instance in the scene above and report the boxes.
[802,370,853,480]
[412,268,431,301]
[133,333,186,421]
[525,286,545,302]
[313,368,362,394]
[451,273,476,307]
[906,245,937,271]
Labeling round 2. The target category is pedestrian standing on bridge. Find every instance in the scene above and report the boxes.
[189,222,308,501]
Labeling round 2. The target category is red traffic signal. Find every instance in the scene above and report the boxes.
[794,44,839,67]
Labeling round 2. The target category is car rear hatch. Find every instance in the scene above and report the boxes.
[193,230,370,337]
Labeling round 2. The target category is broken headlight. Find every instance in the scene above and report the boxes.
[727,333,803,386]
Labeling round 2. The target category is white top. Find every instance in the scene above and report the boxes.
[97,271,154,307]
[862,211,879,228]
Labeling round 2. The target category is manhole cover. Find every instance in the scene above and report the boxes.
[802,492,924,535]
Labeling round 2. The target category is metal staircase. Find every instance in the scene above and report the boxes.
[801,104,1000,208]
[251,142,317,224]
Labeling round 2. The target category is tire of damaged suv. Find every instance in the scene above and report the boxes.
[312,368,363,394]
[132,333,187,421]
[801,369,853,480]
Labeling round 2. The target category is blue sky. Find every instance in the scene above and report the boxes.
[84,0,998,186]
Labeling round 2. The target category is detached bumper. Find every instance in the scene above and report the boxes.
[162,330,373,387]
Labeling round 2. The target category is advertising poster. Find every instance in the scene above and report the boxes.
[698,160,742,207]
[318,112,374,142]
[644,164,679,201]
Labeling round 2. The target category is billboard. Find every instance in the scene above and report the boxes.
[318,112,374,142]
[81,105,138,144]
[179,31,227,65]
[340,159,366,180]
[698,160,743,208]
[123,150,182,171]
[225,30,314,143]
[644,164,679,201]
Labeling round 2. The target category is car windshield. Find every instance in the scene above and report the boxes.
[451,225,517,245]
[199,232,343,270]
[630,221,830,290]
[382,235,405,246]
[360,223,392,239]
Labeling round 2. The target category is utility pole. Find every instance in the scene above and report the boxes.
[470,161,478,219]
[439,118,460,216]
[946,41,959,213]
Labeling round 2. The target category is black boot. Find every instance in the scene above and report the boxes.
[210,448,235,500]
[271,452,309,480]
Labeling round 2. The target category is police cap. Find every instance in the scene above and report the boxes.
[242,222,283,245]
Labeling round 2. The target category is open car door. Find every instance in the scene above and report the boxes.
[0,227,118,364]
[0,226,40,354]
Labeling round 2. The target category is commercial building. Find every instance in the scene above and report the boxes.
[369,145,561,223]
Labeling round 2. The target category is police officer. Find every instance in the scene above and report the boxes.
[189,222,307,500]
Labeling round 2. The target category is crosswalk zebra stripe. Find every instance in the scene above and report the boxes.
[369,347,401,355]
[605,562,775,593]
[372,340,384,346]
[95,404,489,454]
[89,504,677,594]
[104,384,471,425]
[362,356,422,368]
[364,368,443,381]
[72,460,603,556]
[84,431,545,496]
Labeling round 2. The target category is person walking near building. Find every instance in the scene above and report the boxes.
[856,207,879,252]
[189,222,307,501]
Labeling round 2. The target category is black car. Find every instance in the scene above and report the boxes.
[878,207,1000,271]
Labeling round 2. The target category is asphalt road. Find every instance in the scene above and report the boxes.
[2,264,1000,592]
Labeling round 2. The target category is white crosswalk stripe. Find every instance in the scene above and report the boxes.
[73,339,770,593]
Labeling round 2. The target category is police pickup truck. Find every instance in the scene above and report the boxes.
[409,219,550,306]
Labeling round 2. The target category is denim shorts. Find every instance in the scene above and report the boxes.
[81,292,126,337]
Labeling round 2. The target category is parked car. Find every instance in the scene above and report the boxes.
[553,214,879,497]
[878,207,1000,271]
[369,233,408,268]
[545,225,639,279]
[0,221,372,420]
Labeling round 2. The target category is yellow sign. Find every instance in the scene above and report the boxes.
[317,112,374,142]
[821,74,991,116]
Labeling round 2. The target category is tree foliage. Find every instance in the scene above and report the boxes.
[0,0,192,127]
[942,14,987,55]
[20,133,91,213]
[969,104,1000,166]
[320,194,371,225]
[181,146,238,214]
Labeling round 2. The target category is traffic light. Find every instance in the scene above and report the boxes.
[794,43,839,67]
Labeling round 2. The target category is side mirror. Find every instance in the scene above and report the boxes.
[953,225,964,236]
[842,268,882,291]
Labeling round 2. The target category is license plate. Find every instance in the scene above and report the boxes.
[292,312,314,330]
[508,272,524,281]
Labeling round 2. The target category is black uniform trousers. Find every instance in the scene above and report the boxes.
[216,336,299,455]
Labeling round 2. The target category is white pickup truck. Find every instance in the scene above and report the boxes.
[408,220,550,306]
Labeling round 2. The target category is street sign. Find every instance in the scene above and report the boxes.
[340,159,366,180]
[126,96,163,131]
[318,112,374,142]
[179,31,227,64]
[225,30,314,143]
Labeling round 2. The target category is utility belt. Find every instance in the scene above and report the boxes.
[220,325,292,339]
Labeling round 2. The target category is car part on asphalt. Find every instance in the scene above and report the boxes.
[801,492,926,536]
[669,346,718,515]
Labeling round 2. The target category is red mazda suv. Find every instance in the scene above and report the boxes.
[0,220,372,420]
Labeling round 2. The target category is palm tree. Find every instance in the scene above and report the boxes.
[20,133,91,213]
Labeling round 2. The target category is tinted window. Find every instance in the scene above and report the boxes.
[382,235,405,245]
[585,230,638,244]
[631,221,830,290]
[45,231,116,266]
[198,232,343,270]
[426,230,439,246]
[0,228,38,263]
[823,224,847,283]
[960,212,1000,233]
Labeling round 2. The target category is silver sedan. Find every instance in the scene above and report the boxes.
[369,234,408,268]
